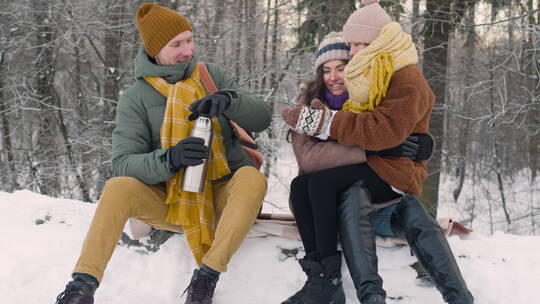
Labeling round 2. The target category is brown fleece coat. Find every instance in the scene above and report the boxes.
[330,65,434,196]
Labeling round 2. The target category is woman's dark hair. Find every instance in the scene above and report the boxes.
[301,66,327,107]
[286,59,348,142]
[286,69,326,143]
[299,59,348,107]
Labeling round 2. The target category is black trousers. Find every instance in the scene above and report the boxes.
[290,163,401,258]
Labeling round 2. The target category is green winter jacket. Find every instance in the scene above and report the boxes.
[111,48,271,185]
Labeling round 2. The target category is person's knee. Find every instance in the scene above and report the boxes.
[397,196,431,218]
[235,166,267,193]
[290,174,309,194]
[231,166,267,209]
[394,195,440,232]
[338,183,374,221]
[306,171,337,208]
[290,174,311,210]
[101,177,146,208]
[104,176,145,194]
[307,170,327,190]
[339,182,372,208]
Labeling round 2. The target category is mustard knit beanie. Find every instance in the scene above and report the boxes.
[343,0,392,44]
[313,32,350,72]
[136,3,192,57]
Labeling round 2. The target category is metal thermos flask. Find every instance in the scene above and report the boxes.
[181,115,213,193]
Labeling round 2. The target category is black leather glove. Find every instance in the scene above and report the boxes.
[366,133,434,161]
[168,136,209,172]
[414,133,434,161]
[188,91,232,121]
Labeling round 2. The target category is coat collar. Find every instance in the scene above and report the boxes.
[133,47,196,84]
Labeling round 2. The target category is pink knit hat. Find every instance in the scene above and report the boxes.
[343,0,392,44]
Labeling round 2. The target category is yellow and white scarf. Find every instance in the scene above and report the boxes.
[343,22,419,113]
[144,64,231,266]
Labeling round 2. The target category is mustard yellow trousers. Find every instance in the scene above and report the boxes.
[73,166,267,282]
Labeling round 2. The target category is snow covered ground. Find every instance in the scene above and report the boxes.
[1,189,539,304]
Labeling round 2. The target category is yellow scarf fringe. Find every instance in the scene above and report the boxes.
[144,64,230,266]
[342,52,394,113]
[342,22,418,113]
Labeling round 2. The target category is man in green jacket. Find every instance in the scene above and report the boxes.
[55,3,271,304]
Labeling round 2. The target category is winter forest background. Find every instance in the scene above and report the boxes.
[0,0,539,236]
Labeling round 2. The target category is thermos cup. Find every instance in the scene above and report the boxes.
[182,115,213,193]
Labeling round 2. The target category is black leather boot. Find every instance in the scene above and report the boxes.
[391,195,474,304]
[55,281,95,304]
[183,269,219,304]
[338,182,386,304]
[300,252,346,304]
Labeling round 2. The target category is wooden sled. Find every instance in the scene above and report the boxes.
[128,213,472,248]
[250,213,473,248]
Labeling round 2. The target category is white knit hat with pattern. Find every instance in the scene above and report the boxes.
[313,31,350,72]
[343,0,392,44]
